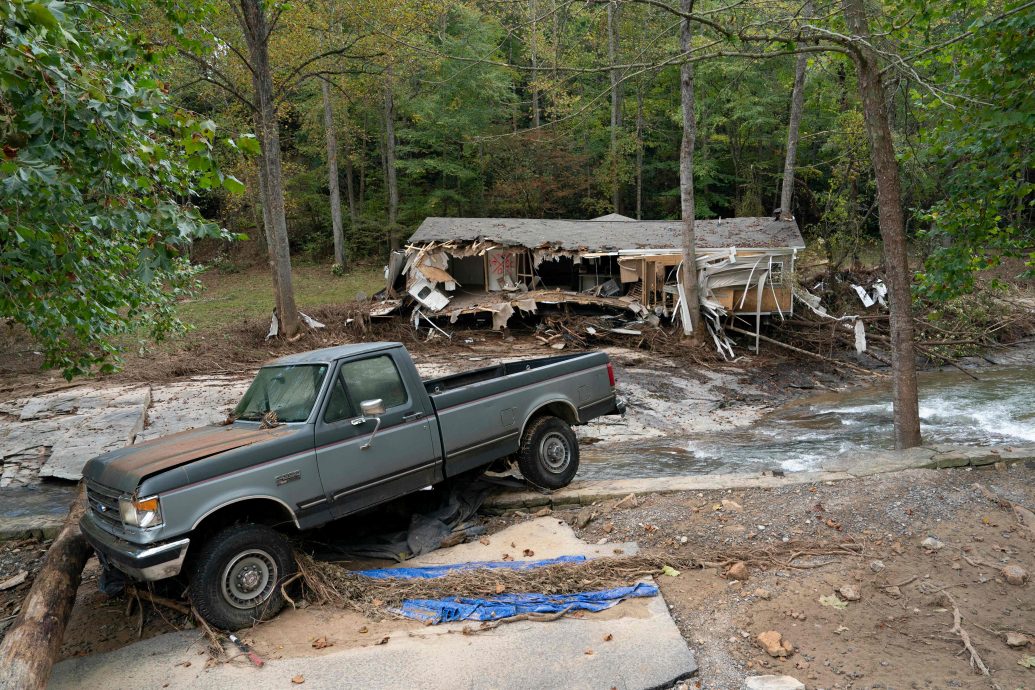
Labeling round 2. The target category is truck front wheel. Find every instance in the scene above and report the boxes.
[188,523,296,630]
[518,415,579,489]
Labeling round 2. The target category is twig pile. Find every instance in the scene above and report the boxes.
[295,542,861,619]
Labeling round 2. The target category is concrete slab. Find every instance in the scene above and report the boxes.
[406,516,639,566]
[51,518,695,689]
[31,385,151,481]
[52,593,696,690]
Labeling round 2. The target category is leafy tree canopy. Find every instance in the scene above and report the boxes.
[1,0,247,377]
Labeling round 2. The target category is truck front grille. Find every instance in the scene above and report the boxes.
[87,483,123,530]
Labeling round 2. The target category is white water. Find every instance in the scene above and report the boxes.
[581,366,1035,479]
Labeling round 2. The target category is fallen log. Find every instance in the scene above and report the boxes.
[0,484,92,690]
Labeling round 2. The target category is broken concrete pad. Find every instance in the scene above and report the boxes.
[406,516,638,567]
[53,591,696,690]
[52,517,693,689]
[743,676,805,690]
[820,447,936,476]
[37,386,151,480]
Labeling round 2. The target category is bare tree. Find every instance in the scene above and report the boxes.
[779,1,810,221]
[678,0,704,340]
[842,0,921,447]
[384,66,400,252]
[530,0,541,127]
[322,80,347,269]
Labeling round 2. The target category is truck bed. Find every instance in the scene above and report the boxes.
[422,353,591,394]
[423,351,615,476]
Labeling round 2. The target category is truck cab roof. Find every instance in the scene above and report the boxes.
[268,342,401,366]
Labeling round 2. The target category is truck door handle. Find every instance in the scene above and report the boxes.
[402,411,424,422]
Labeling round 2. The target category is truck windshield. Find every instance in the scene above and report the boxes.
[234,364,328,423]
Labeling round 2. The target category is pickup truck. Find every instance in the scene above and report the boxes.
[80,342,623,629]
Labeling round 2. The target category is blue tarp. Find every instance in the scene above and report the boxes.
[397,582,660,624]
[355,555,588,580]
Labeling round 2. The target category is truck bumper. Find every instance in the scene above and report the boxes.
[80,514,190,582]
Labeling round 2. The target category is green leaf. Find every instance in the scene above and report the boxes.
[221,174,245,194]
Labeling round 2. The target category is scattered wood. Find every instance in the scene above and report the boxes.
[943,592,991,677]
[0,485,92,690]
[125,585,192,617]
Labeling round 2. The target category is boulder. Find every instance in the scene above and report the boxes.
[743,676,805,690]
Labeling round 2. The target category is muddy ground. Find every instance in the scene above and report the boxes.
[3,464,1032,689]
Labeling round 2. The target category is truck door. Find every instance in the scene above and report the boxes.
[314,353,440,518]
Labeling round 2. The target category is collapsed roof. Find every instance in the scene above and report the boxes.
[408,215,805,252]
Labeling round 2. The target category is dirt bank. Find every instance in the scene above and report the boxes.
[522,463,1034,689]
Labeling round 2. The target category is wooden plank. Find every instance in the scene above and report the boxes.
[730,287,792,313]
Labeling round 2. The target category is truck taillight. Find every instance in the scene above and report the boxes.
[607,362,616,387]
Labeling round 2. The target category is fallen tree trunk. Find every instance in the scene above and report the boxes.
[0,484,92,690]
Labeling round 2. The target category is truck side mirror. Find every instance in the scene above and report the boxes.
[355,399,385,449]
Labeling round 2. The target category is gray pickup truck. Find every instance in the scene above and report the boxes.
[80,342,623,629]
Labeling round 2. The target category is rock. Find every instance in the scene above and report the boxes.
[721,499,743,512]
[1005,632,1029,648]
[743,676,805,690]
[869,560,885,573]
[727,561,750,581]
[837,584,861,601]
[533,507,552,517]
[1002,564,1028,586]
[885,586,902,598]
[920,536,944,550]
[756,630,794,658]
[573,508,594,529]
[753,588,771,600]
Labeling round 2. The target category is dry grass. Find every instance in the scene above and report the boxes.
[294,542,863,619]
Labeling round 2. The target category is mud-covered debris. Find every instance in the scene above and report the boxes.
[837,584,861,601]
[869,560,885,573]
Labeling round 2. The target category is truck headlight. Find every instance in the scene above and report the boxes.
[119,496,163,528]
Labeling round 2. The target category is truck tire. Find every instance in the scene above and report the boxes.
[188,523,295,630]
[517,415,579,489]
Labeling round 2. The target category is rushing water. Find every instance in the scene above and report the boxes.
[580,365,1035,480]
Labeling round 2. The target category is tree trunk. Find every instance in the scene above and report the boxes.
[321,80,346,269]
[843,0,922,449]
[530,0,540,128]
[779,3,810,221]
[240,0,299,337]
[607,0,623,213]
[343,133,358,236]
[635,83,644,220]
[0,487,91,690]
[384,66,399,252]
[678,0,703,340]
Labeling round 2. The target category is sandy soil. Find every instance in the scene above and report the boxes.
[524,463,1035,689]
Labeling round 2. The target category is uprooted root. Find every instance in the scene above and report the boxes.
[294,542,862,619]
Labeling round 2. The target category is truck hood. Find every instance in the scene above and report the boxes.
[83,425,291,494]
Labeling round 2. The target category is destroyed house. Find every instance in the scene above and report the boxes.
[384,214,805,330]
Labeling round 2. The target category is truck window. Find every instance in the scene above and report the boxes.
[234,364,328,423]
[322,372,356,424]
[340,355,408,409]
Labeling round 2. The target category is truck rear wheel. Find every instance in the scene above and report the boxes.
[518,415,579,489]
[188,523,295,630]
